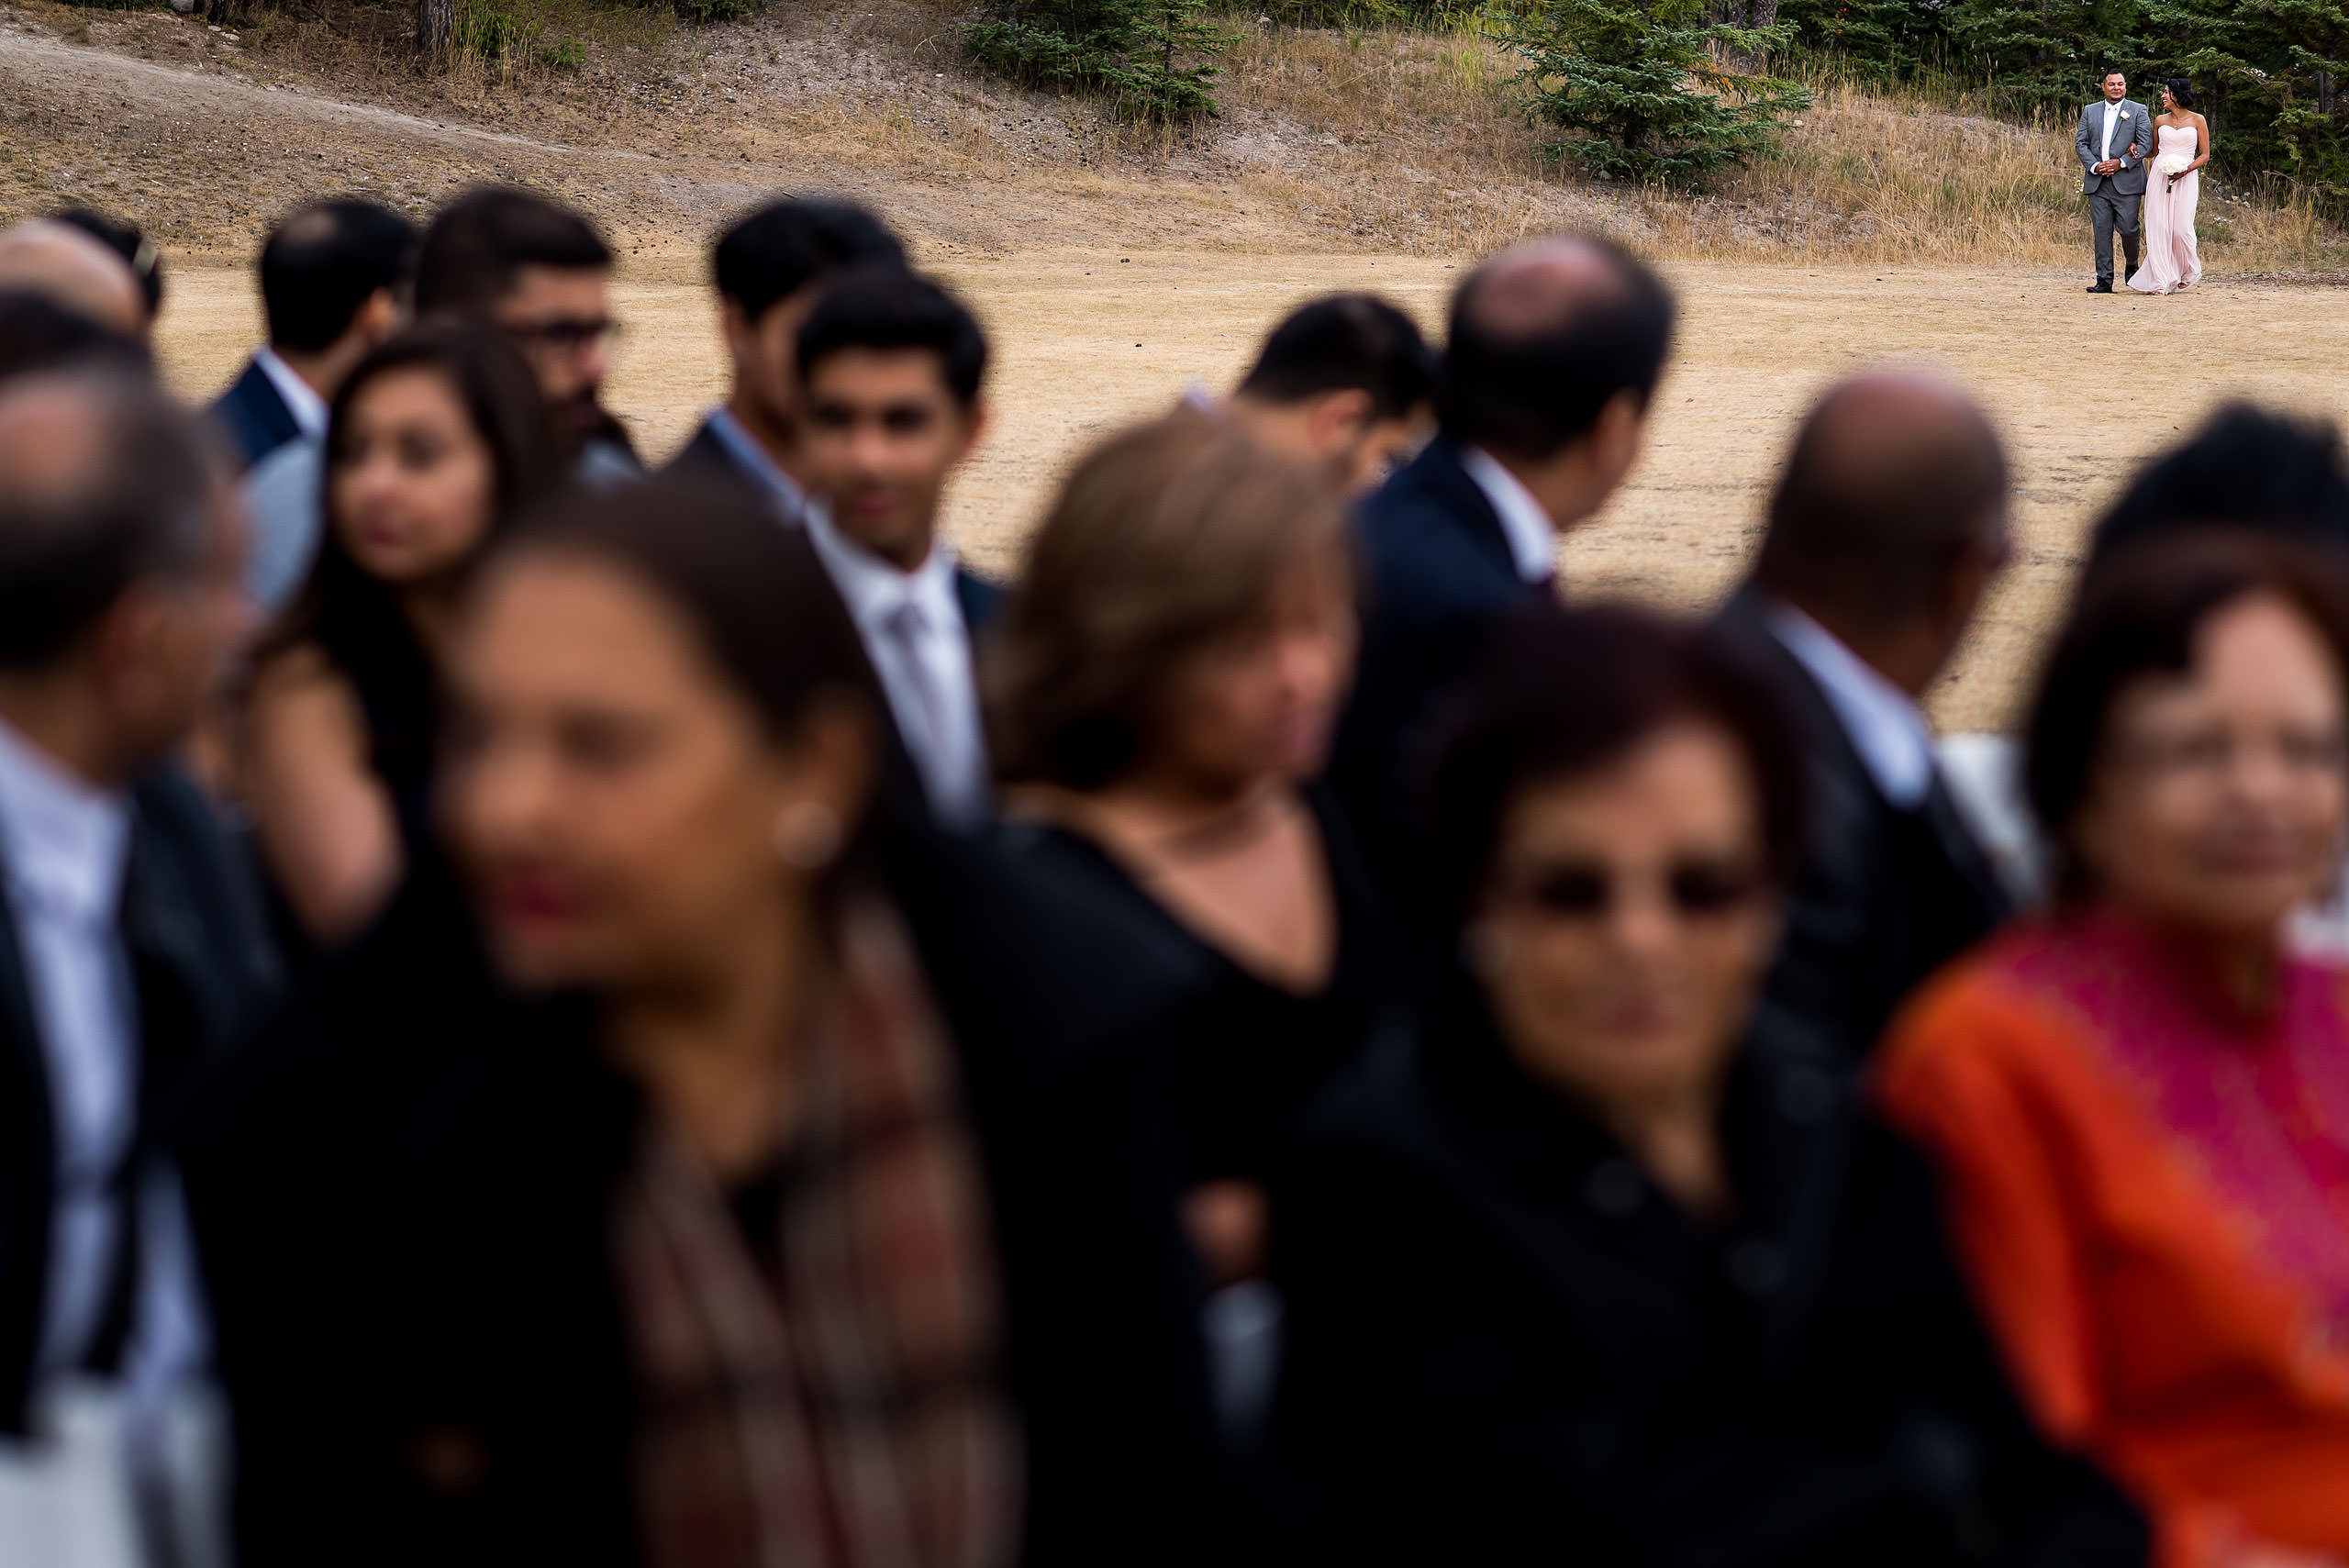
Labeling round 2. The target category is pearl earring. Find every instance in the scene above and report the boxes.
[773,800,843,871]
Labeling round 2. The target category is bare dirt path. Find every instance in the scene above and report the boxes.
[159,255,2349,729]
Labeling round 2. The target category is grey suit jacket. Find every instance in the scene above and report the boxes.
[2077,99,2152,195]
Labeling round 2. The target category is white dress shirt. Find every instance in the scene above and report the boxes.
[0,720,207,1439]
[2099,99,2123,165]
[705,406,811,524]
[251,347,328,439]
[1459,447,1559,585]
[1764,601,1935,810]
[804,509,988,824]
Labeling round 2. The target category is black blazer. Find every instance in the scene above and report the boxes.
[1713,587,2011,1061]
[1269,979,2148,1568]
[183,828,1241,1568]
[657,416,774,505]
[0,766,279,1434]
[207,358,305,477]
[1326,438,1549,906]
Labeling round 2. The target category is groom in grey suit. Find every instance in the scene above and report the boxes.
[2077,70,2152,293]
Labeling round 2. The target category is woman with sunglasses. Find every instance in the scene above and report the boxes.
[1270,604,2147,1566]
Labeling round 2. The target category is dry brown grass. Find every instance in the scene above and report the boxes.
[1206,22,2349,267]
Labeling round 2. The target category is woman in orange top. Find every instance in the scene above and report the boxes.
[1881,535,2349,1568]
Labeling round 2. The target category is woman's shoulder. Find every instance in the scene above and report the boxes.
[247,639,350,705]
[1876,925,2115,1095]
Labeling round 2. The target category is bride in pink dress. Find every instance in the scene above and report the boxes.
[2130,78,2210,295]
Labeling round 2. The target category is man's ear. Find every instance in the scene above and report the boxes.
[718,298,754,368]
[1304,387,1376,452]
[356,286,401,344]
[952,398,990,465]
[1586,389,1650,491]
[85,583,171,720]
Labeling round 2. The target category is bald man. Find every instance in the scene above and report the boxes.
[0,220,148,339]
[0,372,273,1549]
[1718,372,2015,1063]
[1328,233,1677,908]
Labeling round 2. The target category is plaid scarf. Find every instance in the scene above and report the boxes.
[616,895,1019,1568]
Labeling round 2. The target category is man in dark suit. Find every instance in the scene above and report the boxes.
[416,187,640,488]
[664,197,907,517]
[0,371,277,1532]
[209,201,416,475]
[1217,292,1437,499]
[1716,373,2015,1062]
[1329,234,1676,903]
[796,268,1003,828]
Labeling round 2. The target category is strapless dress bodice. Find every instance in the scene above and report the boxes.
[2156,124,2198,153]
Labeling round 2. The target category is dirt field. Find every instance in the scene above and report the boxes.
[155,255,2349,730]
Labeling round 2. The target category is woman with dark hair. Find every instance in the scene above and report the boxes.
[988,412,1393,1291]
[2129,78,2209,295]
[1881,535,2349,1562]
[1272,603,2147,1566]
[189,479,1239,1568]
[239,320,561,943]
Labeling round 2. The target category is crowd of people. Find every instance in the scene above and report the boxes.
[0,184,2347,1568]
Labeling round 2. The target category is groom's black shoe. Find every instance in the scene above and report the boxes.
[2086,280,2114,293]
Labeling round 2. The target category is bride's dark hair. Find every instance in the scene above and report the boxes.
[2165,77,2196,108]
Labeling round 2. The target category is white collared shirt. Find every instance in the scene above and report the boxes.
[704,406,811,525]
[2100,99,2123,163]
[804,509,987,824]
[1764,601,1935,810]
[1459,447,1559,585]
[252,347,328,439]
[0,721,210,1438]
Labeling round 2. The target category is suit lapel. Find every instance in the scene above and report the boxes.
[0,865,52,1431]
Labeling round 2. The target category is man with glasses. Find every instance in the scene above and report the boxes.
[414,186,638,487]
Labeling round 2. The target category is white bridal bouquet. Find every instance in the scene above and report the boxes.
[2154,150,2193,185]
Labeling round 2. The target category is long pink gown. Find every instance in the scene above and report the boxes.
[2129,123,2203,295]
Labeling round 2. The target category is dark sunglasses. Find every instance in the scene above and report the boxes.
[1494,859,1765,922]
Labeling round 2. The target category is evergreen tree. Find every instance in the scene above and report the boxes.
[964,0,1243,121]
[1495,0,1812,186]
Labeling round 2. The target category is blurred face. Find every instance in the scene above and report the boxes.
[1470,723,1779,1117]
[496,263,616,436]
[722,285,822,439]
[1148,542,1356,793]
[444,553,869,994]
[802,349,984,571]
[2073,594,2348,945]
[1338,412,1431,499]
[112,483,252,765]
[329,366,497,588]
[2104,72,2128,102]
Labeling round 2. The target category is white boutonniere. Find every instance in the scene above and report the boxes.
[2119,110,2131,120]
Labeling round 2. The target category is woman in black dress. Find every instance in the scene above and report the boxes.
[1270,604,2149,1567]
[987,412,1396,1292]
[239,321,560,945]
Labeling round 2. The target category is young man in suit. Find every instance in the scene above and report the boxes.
[1219,292,1437,499]
[210,201,416,477]
[1715,373,2014,1062]
[415,187,638,487]
[664,197,907,519]
[796,268,1000,828]
[1328,234,1675,905]
[2077,70,2152,294]
[0,370,277,1543]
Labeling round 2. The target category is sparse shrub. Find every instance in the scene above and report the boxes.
[1496,0,1812,186]
[963,0,1244,121]
[537,32,585,65]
